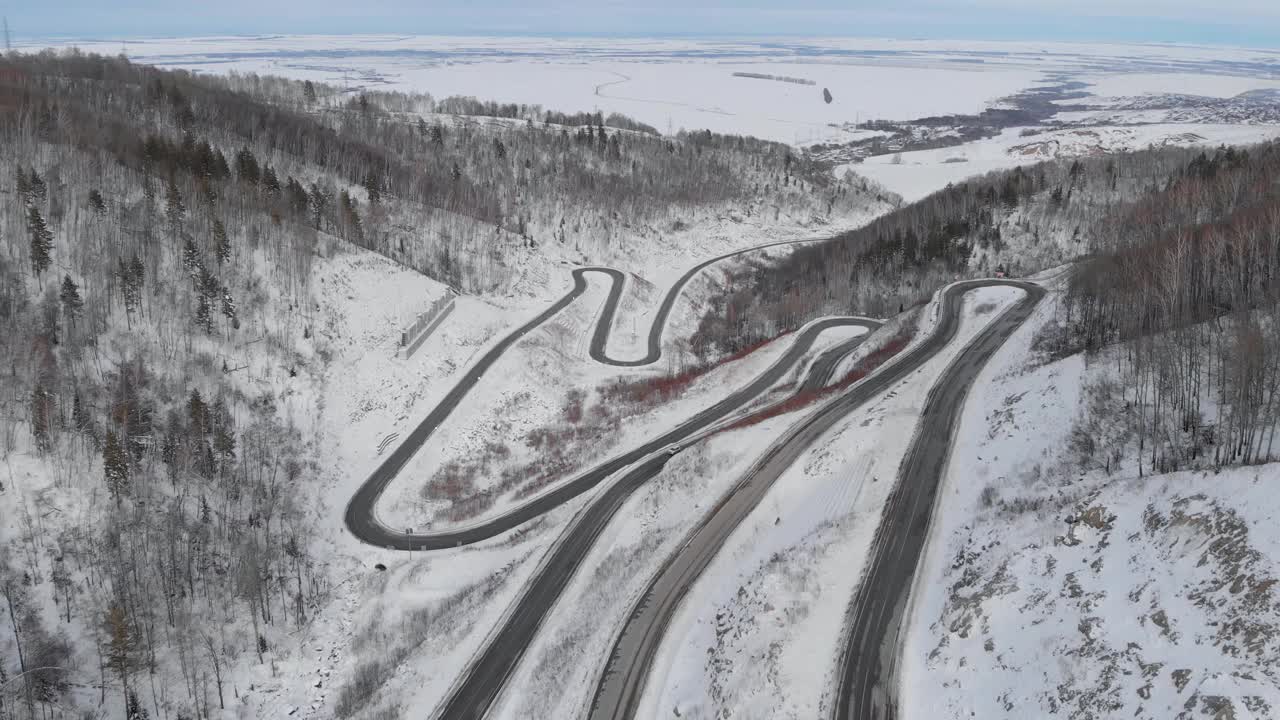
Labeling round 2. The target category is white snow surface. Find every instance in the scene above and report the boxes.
[634,286,1026,720]
[223,222,878,718]
[483,284,1024,719]
[21,35,1280,145]
[901,284,1280,720]
[375,301,869,533]
[1082,72,1280,101]
[851,123,1280,202]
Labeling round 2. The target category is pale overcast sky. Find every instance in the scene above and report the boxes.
[7,0,1280,46]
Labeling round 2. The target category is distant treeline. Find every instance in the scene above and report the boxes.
[434,96,660,134]
[732,72,816,86]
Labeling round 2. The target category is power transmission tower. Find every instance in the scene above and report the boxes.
[3,17,11,53]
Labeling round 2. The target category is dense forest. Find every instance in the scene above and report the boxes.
[691,146,1197,352]
[1,53,332,720]
[0,49,876,719]
[694,141,1280,475]
[1064,143,1280,474]
[35,51,875,294]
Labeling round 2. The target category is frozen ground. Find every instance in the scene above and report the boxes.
[901,283,1280,719]
[851,123,1280,202]
[241,494,588,719]
[375,278,869,531]
[316,206,882,535]
[1080,72,1280,102]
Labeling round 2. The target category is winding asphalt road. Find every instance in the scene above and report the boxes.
[832,280,1044,720]
[587,279,1045,720]
[344,237,859,551]
[429,313,880,720]
[345,226,1040,720]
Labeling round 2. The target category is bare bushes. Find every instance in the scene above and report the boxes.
[723,325,914,432]
[1029,315,1086,364]
[420,336,792,522]
[1064,144,1280,473]
[337,565,516,718]
[601,335,780,406]
[334,657,393,718]
[979,484,1000,508]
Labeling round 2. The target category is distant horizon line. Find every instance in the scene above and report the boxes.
[11,30,1278,53]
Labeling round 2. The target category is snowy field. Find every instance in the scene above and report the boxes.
[852,123,1280,202]
[1082,72,1280,101]
[18,35,1280,145]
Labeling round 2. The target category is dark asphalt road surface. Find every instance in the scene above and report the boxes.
[832,281,1044,720]
[587,280,1044,720]
[344,238,840,551]
[429,314,879,720]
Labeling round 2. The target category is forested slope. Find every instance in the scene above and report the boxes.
[0,50,881,719]
[1063,143,1280,473]
[692,146,1205,353]
[1,51,879,295]
[694,141,1280,472]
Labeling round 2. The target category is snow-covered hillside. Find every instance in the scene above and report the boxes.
[0,51,888,720]
[635,286,1027,720]
[903,281,1280,720]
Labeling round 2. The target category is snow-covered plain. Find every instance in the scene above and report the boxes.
[19,35,1280,145]
[852,123,1280,202]
[1082,72,1280,101]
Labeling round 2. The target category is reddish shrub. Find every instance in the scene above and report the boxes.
[601,333,787,407]
[721,328,913,432]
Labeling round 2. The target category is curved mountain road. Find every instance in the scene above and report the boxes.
[344,237,847,551]
[587,279,1044,720]
[831,280,1044,720]
[344,235,1043,720]
[429,312,881,720]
